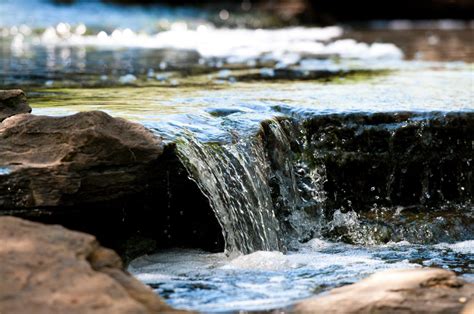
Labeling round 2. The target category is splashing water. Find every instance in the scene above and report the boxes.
[176,133,282,254]
[128,240,474,312]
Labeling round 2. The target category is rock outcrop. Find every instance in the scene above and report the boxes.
[303,112,473,212]
[0,89,31,122]
[0,110,223,257]
[0,111,163,209]
[0,216,179,314]
[294,268,474,314]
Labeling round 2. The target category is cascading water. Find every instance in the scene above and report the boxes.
[129,112,472,312]
[175,117,328,254]
[173,112,473,254]
[176,131,282,254]
[2,0,473,312]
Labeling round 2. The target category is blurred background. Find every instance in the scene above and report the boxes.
[51,0,474,24]
[1,0,472,88]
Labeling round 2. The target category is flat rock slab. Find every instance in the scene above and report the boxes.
[0,111,163,209]
[294,268,474,314]
[0,216,181,314]
[0,89,31,122]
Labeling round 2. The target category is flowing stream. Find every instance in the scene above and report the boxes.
[2,0,473,312]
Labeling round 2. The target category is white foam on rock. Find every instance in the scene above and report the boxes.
[222,251,294,270]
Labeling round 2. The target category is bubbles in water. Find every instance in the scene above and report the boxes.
[129,240,473,312]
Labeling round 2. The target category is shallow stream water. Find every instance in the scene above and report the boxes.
[1,1,473,312]
[129,240,474,312]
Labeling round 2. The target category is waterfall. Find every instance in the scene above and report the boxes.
[176,129,283,254]
[173,112,473,253]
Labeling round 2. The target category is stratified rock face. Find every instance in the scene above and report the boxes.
[253,113,473,245]
[0,216,176,314]
[303,112,473,212]
[0,89,31,122]
[0,111,163,209]
[294,268,474,314]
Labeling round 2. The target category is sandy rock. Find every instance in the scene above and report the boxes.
[294,268,474,314]
[0,89,31,122]
[0,216,181,314]
[0,111,163,209]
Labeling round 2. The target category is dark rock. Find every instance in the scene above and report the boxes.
[303,112,473,213]
[0,89,31,122]
[0,216,182,314]
[294,268,474,314]
[253,113,473,245]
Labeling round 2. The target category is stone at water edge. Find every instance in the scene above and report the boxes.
[0,216,188,314]
[0,89,31,122]
[294,268,474,314]
[0,110,164,209]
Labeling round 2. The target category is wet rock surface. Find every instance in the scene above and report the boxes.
[298,112,474,243]
[302,112,473,212]
[0,90,31,122]
[247,112,474,246]
[294,268,474,314]
[0,216,178,314]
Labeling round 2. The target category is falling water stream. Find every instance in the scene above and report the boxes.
[177,133,282,254]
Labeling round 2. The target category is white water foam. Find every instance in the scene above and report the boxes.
[6,24,405,64]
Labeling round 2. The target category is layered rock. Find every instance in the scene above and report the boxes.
[0,89,31,122]
[234,112,473,246]
[0,216,179,314]
[296,112,474,244]
[295,268,474,314]
[303,112,473,212]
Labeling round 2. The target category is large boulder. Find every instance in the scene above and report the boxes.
[0,111,222,257]
[0,89,31,122]
[0,216,180,314]
[294,268,474,314]
[0,111,163,209]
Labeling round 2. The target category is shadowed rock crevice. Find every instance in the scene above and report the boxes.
[0,89,31,122]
